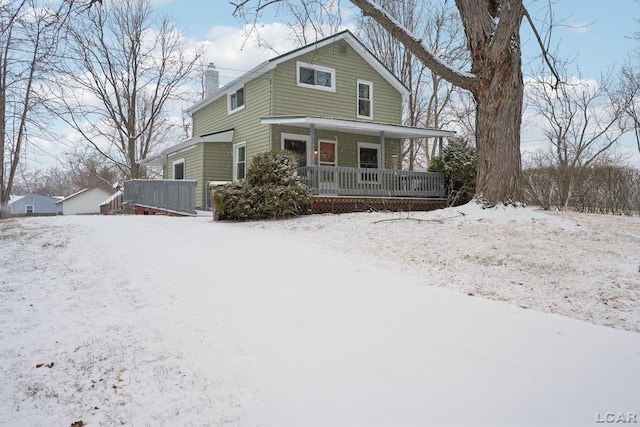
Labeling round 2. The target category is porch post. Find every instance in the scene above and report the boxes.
[380,131,386,192]
[380,131,385,169]
[309,124,315,166]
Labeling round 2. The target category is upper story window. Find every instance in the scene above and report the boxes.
[357,80,373,119]
[297,61,335,92]
[228,86,245,114]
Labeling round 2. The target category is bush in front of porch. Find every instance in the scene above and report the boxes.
[212,150,313,220]
[429,138,477,207]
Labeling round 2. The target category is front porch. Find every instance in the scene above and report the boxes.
[299,166,444,198]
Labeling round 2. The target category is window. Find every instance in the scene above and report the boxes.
[284,139,307,167]
[357,80,373,119]
[297,61,335,92]
[233,142,246,180]
[281,133,310,167]
[173,159,185,180]
[228,86,245,114]
[358,142,380,183]
[25,205,34,214]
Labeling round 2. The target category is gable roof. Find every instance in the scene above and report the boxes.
[10,193,62,206]
[186,30,409,116]
[56,188,89,204]
[55,187,114,204]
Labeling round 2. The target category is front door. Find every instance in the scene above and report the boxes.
[318,140,337,187]
[319,140,336,167]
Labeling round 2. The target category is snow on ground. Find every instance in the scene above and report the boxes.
[0,204,639,426]
[242,203,640,332]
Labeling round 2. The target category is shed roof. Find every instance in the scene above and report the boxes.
[140,129,235,166]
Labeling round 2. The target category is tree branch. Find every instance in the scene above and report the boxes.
[523,7,562,89]
[350,0,476,91]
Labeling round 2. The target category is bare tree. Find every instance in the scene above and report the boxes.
[620,64,640,156]
[65,150,119,191]
[0,0,88,218]
[280,0,344,46]
[357,0,471,170]
[54,0,203,180]
[232,0,560,206]
[12,166,74,196]
[525,67,630,208]
[619,21,640,156]
[12,151,117,196]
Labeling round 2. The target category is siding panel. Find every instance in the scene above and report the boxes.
[167,144,204,207]
[272,42,402,124]
[192,74,272,168]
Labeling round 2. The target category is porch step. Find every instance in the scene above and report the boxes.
[311,196,446,215]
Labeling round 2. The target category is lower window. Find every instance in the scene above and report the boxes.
[233,142,246,180]
[173,159,185,180]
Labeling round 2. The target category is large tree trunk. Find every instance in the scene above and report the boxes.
[350,0,527,206]
[474,56,524,203]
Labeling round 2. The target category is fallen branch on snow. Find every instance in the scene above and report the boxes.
[373,211,465,224]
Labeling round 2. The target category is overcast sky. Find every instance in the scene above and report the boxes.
[23,0,640,171]
[155,0,639,81]
[155,0,640,166]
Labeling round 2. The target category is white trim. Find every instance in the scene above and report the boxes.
[357,79,373,120]
[233,141,247,181]
[261,115,456,139]
[281,132,311,167]
[227,86,245,115]
[172,158,185,180]
[296,61,336,92]
[25,204,34,214]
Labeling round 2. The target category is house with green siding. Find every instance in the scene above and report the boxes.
[144,30,455,211]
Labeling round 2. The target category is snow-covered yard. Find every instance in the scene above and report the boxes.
[1,204,639,426]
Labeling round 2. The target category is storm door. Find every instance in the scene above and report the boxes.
[318,140,337,185]
[358,142,380,183]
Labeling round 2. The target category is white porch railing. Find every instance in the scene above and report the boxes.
[299,166,444,198]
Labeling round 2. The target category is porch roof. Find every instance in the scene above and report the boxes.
[260,115,456,139]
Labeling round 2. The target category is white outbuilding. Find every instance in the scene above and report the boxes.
[56,187,116,215]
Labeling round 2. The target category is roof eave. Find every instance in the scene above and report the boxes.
[261,115,456,139]
[186,62,274,115]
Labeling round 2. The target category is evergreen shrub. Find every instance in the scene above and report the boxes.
[211,150,313,220]
[429,138,477,206]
